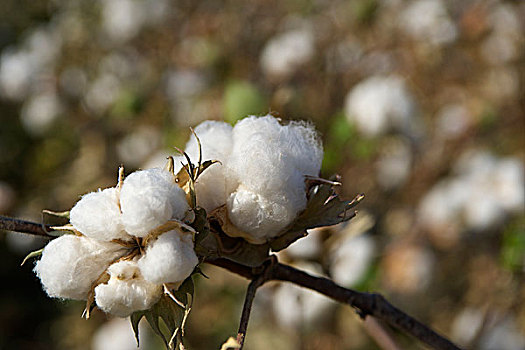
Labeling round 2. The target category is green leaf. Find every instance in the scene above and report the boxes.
[131,277,195,349]
[20,248,44,266]
[269,184,364,252]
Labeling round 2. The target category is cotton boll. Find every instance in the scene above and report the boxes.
[492,158,524,213]
[400,0,457,46]
[285,228,323,260]
[226,115,323,241]
[184,121,233,212]
[92,318,149,350]
[95,261,162,317]
[34,235,125,300]
[260,28,314,79]
[272,263,334,329]
[70,187,129,241]
[138,230,198,284]
[329,233,375,287]
[345,75,416,137]
[120,168,189,237]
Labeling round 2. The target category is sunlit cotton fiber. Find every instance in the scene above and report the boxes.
[138,230,198,284]
[120,168,189,237]
[184,120,233,213]
[70,187,129,241]
[34,235,125,300]
[225,115,323,242]
[94,260,162,317]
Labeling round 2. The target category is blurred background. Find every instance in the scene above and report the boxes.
[0,0,523,349]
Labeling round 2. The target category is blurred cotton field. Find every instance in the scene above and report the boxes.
[0,0,523,349]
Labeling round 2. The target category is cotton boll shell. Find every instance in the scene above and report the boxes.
[120,168,189,237]
[34,235,126,300]
[185,121,233,212]
[95,261,162,317]
[138,230,198,284]
[70,188,129,241]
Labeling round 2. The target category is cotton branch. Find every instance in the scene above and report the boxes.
[0,215,462,350]
[208,257,462,350]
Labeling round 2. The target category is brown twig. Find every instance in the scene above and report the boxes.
[207,257,462,350]
[0,215,462,350]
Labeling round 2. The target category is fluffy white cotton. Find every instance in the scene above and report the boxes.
[120,168,189,237]
[138,230,198,284]
[95,260,162,317]
[70,187,129,241]
[225,115,323,242]
[35,235,125,300]
[184,121,233,212]
[345,75,416,137]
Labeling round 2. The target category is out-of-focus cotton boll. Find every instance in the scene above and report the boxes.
[492,159,524,213]
[330,233,375,287]
[226,115,323,242]
[400,0,457,46]
[418,180,466,231]
[260,28,314,79]
[138,230,198,284]
[184,121,233,212]
[272,262,334,329]
[120,168,189,237]
[95,261,162,317]
[284,227,323,260]
[382,244,434,294]
[92,318,148,350]
[0,26,61,100]
[479,316,525,350]
[419,150,524,233]
[376,138,412,190]
[101,0,169,44]
[84,74,121,114]
[345,75,416,137]
[116,127,161,168]
[435,104,472,139]
[0,50,33,100]
[70,188,129,242]
[35,235,125,300]
[20,90,63,136]
[451,307,484,346]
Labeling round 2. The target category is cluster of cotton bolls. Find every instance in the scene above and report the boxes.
[178,114,323,244]
[34,168,198,317]
[419,150,524,233]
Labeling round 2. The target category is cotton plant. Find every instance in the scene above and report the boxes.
[28,114,363,349]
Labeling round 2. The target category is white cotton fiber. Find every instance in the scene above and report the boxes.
[184,121,233,213]
[94,260,162,317]
[225,115,323,242]
[70,187,130,241]
[120,168,189,237]
[138,230,198,284]
[34,235,125,300]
